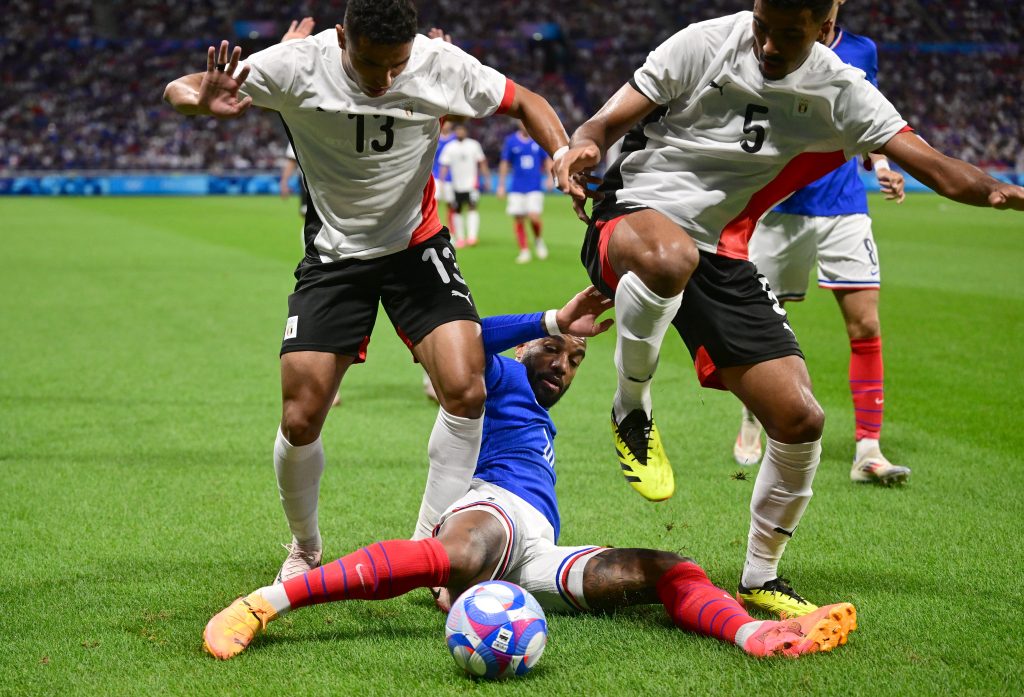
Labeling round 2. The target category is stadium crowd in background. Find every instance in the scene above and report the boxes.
[0,0,1019,173]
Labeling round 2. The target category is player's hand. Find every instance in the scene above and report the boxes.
[281,17,315,42]
[428,27,452,43]
[496,186,506,199]
[877,168,905,203]
[555,286,614,337]
[199,41,252,119]
[555,144,603,223]
[989,184,1024,211]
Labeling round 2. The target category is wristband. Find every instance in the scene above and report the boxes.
[552,145,569,162]
[543,310,562,336]
[873,159,890,172]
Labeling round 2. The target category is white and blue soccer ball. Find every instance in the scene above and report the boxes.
[445,580,548,679]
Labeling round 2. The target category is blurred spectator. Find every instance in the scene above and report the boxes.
[0,0,1018,172]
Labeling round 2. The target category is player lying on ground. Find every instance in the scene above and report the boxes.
[555,0,1024,617]
[163,0,571,585]
[204,287,856,660]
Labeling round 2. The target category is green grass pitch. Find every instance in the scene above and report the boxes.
[1,193,1021,695]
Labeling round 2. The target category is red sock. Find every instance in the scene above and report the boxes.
[283,538,450,609]
[656,562,755,645]
[514,220,527,249]
[530,220,542,238]
[850,336,884,440]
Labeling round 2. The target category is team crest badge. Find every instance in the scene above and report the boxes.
[793,98,812,117]
[284,315,299,340]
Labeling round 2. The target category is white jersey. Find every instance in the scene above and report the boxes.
[239,31,512,262]
[617,12,908,260]
[439,138,486,192]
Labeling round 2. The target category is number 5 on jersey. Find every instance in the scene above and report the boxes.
[741,104,769,153]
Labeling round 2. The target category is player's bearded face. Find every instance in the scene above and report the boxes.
[338,28,413,98]
[518,337,586,409]
[750,1,827,79]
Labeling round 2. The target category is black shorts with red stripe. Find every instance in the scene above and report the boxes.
[581,205,802,390]
[280,230,479,361]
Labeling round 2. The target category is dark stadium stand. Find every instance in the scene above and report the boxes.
[1,0,1019,172]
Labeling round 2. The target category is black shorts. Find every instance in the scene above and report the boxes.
[581,205,802,390]
[452,190,478,212]
[281,231,479,361]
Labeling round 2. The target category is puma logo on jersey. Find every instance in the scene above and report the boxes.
[451,289,473,305]
[708,79,725,95]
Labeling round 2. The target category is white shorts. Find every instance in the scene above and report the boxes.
[434,181,454,203]
[750,212,881,301]
[436,480,605,613]
[506,191,545,217]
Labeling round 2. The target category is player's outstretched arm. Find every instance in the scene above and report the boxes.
[554,286,614,337]
[502,85,569,166]
[163,41,252,119]
[281,17,315,42]
[880,132,1024,210]
[557,83,657,210]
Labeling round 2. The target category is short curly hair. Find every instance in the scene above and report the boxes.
[762,0,836,21]
[344,0,418,45]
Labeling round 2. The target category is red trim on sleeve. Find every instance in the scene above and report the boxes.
[897,124,914,134]
[495,79,516,115]
[716,150,847,260]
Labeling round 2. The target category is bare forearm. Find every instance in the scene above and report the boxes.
[900,154,1005,207]
[570,84,656,160]
[506,86,568,157]
[164,73,208,115]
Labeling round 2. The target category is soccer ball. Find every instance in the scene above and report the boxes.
[445,580,547,679]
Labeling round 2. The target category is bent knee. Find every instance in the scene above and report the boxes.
[281,402,326,445]
[765,400,825,443]
[437,378,486,418]
[437,514,505,587]
[628,244,698,297]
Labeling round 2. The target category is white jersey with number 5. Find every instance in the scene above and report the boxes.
[618,11,908,260]
[239,31,513,262]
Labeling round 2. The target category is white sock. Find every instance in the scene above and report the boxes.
[741,437,822,588]
[612,272,683,422]
[257,583,292,616]
[734,620,767,648]
[273,427,324,550]
[855,437,881,460]
[452,212,465,241]
[467,210,480,241]
[413,407,484,539]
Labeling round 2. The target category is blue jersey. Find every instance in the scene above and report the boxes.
[473,313,562,538]
[774,28,878,217]
[433,130,456,181]
[500,133,547,193]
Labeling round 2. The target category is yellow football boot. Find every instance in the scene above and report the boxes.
[612,409,674,501]
[738,577,818,618]
[203,593,278,660]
